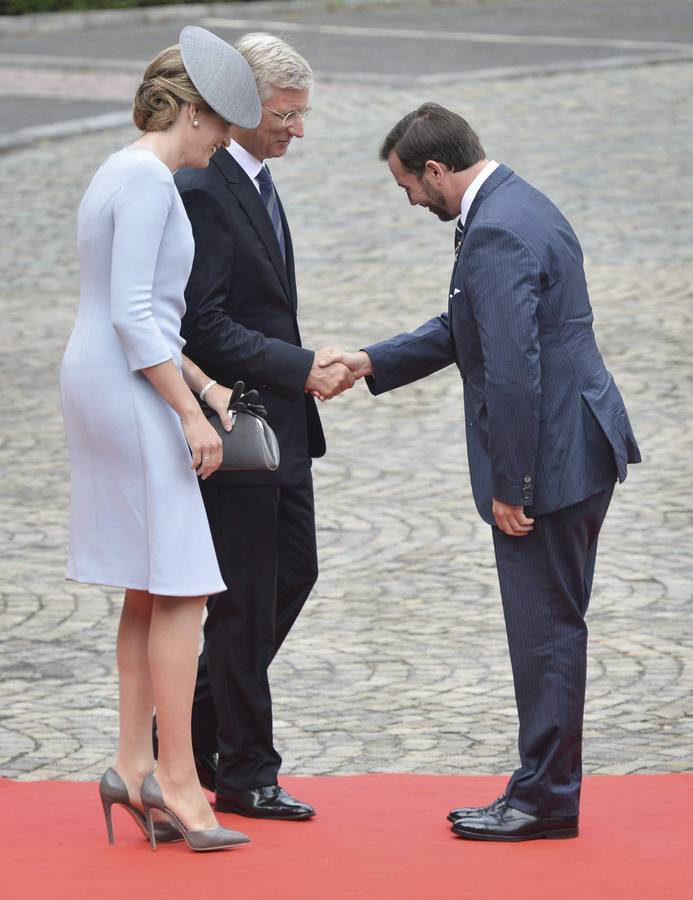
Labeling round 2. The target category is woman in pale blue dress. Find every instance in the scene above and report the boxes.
[60,28,261,852]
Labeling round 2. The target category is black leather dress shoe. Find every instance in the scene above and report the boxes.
[215,785,316,819]
[451,799,578,841]
[447,794,506,823]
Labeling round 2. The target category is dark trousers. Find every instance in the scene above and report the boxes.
[492,485,614,818]
[192,472,318,792]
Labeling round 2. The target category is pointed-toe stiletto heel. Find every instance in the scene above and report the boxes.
[99,768,182,844]
[141,773,251,852]
[100,789,117,845]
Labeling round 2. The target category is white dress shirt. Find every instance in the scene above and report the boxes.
[227,140,263,193]
[460,159,499,226]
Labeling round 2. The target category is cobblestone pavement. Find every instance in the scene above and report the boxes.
[0,21,692,781]
[3,0,693,140]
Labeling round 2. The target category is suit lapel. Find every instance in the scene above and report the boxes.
[449,164,515,294]
[464,163,513,231]
[212,151,293,307]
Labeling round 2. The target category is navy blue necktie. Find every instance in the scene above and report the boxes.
[256,165,286,263]
[454,219,465,256]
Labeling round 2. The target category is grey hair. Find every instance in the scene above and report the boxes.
[234,32,313,102]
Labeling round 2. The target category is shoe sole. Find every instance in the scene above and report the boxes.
[183,838,251,852]
[452,826,578,842]
[214,803,316,820]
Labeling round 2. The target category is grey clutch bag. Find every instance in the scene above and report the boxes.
[203,381,280,472]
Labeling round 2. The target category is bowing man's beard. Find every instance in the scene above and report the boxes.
[423,183,456,222]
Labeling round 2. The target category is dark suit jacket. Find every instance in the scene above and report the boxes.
[176,148,325,485]
[365,164,640,525]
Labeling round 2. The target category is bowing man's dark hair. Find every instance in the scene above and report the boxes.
[379,102,485,176]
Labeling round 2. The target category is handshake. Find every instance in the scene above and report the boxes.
[304,348,373,401]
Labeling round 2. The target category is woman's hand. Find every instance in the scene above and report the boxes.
[141,358,230,479]
[180,409,223,480]
[203,382,234,432]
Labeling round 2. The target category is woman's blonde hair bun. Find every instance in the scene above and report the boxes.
[132,45,204,132]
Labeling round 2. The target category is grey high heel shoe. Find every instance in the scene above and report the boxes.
[141,772,251,852]
[99,768,182,844]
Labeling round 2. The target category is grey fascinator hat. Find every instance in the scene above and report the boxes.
[179,25,261,128]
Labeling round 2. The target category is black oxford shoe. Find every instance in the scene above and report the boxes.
[215,785,316,819]
[451,799,578,841]
[447,794,506,823]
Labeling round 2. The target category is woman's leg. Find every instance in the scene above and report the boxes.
[149,594,218,830]
[114,588,156,799]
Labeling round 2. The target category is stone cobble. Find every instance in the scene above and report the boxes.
[0,58,692,781]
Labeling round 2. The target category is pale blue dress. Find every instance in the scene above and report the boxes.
[60,147,226,596]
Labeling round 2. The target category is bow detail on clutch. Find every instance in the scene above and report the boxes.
[228,380,268,420]
[200,379,280,472]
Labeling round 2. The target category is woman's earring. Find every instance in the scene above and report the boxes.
[192,118,199,128]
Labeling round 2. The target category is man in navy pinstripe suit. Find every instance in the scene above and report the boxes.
[322,103,640,841]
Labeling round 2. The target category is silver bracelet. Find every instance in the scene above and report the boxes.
[199,379,217,401]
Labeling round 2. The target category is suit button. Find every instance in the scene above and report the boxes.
[523,475,532,483]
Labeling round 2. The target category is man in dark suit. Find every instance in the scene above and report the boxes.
[173,34,353,819]
[323,103,641,840]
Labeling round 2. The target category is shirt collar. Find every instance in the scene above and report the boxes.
[460,159,499,226]
[228,139,263,183]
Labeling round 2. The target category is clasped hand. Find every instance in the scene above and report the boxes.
[305,348,373,401]
[492,498,534,537]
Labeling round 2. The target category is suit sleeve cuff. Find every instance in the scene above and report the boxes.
[493,473,534,507]
[261,344,314,398]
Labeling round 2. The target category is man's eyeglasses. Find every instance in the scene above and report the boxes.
[262,106,312,126]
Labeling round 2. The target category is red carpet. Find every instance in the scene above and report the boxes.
[1,774,691,900]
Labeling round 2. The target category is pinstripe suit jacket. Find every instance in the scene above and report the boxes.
[365,164,640,525]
